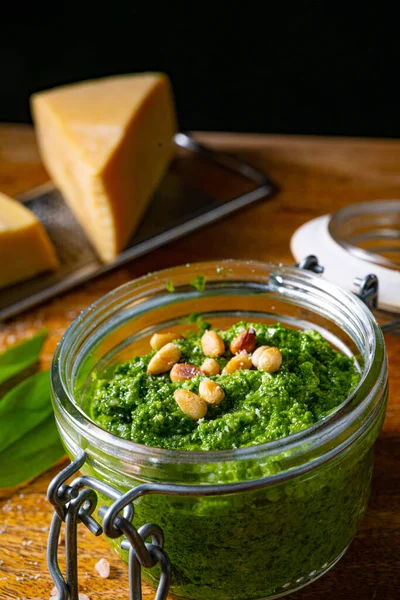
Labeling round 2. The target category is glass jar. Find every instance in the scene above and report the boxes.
[51,260,388,600]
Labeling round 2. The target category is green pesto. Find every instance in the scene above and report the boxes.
[90,322,359,451]
[86,322,382,599]
[190,274,207,292]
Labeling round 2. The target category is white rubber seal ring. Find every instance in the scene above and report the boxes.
[290,214,400,313]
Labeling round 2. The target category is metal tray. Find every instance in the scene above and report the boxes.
[0,133,277,321]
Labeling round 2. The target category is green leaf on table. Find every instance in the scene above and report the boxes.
[0,413,64,488]
[0,368,65,489]
[0,370,52,453]
[0,329,48,385]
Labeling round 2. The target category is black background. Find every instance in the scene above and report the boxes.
[1,3,399,137]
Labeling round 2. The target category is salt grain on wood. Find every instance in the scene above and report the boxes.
[95,557,110,578]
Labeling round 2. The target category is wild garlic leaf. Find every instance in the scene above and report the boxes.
[0,370,52,454]
[0,331,64,489]
[0,413,64,488]
[0,329,48,385]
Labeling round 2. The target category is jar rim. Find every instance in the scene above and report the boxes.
[51,259,387,471]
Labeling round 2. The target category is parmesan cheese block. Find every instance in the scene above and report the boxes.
[0,192,59,289]
[31,73,177,262]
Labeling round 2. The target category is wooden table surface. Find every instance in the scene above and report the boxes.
[0,124,399,600]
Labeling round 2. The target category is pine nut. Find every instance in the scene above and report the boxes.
[258,347,282,373]
[170,363,201,382]
[150,332,181,350]
[174,389,207,420]
[230,328,257,354]
[201,330,225,358]
[251,345,270,368]
[199,378,225,405]
[223,352,253,374]
[201,358,221,376]
[147,343,181,375]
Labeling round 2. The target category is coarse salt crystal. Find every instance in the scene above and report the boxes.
[50,586,57,596]
[79,595,91,600]
[95,557,110,578]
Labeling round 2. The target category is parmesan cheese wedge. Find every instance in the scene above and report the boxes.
[31,73,177,262]
[0,192,59,289]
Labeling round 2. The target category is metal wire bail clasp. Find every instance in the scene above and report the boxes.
[46,450,172,600]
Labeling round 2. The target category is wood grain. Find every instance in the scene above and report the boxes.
[0,124,399,600]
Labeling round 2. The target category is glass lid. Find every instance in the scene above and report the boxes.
[290,200,400,324]
[328,200,400,271]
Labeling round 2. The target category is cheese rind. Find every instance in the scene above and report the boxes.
[31,73,177,262]
[0,192,59,289]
